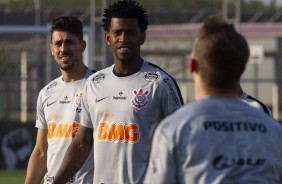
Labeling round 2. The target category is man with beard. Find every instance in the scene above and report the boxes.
[52,1,183,183]
[25,16,95,184]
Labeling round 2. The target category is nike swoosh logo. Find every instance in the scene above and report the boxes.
[47,101,57,107]
[95,97,108,103]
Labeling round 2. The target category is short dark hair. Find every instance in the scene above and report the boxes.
[101,0,148,32]
[194,15,249,89]
[51,16,84,41]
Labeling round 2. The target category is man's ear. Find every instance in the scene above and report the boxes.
[105,32,110,46]
[50,44,53,55]
[82,40,87,52]
[140,32,146,45]
[189,58,198,73]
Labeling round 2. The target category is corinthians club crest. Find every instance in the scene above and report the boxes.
[72,91,83,112]
[131,88,150,109]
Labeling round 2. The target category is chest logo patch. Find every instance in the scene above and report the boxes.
[72,91,83,112]
[131,88,150,109]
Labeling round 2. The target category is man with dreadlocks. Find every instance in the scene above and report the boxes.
[53,1,183,183]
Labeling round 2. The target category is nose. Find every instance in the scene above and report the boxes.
[60,42,68,52]
[119,32,129,43]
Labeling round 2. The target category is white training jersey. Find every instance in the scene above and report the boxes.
[144,96,282,184]
[80,60,183,184]
[239,91,272,117]
[36,68,95,184]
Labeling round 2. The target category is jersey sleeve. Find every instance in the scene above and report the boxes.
[35,90,47,129]
[160,76,184,116]
[144,120,177,184]
[80,79,93,128]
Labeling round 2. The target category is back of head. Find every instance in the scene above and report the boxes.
[194,15,250,90]
[51,16,83,41]
[101,0,148,32]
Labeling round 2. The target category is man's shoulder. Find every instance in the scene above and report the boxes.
[84,68,97,78]
[145,61,170,75]
[41,77,62,93]
[158,103,195,126]
[158,97,280,136]
[142,61,178,86]
[85,67,111,86]
[240,91,272,117]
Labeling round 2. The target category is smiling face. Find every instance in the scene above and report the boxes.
[50,30,86,71]
[105,18,146,64]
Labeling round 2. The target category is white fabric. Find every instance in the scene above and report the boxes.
[36,69,94,184]
[80,61,183,184]
[144,96,282,184]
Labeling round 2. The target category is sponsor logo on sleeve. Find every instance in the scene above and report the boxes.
[144,72,159,82]
[163,78,169,83]
[92,73,106,84]
[47,81,57,92]
[131,88,150,109]
[163,78,181,107]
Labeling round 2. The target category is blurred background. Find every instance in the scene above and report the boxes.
[0,0,281,172]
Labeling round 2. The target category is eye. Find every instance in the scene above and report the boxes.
[53,41,62,48]
[128,30,136,35]
[65,40,75,45]
[112,30,120,36]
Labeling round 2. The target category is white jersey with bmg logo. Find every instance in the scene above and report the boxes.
[80,60,183,184]
[144,96,282,184]
[35,69,95,184]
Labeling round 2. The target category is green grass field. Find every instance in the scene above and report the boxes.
[0,170,26,184]
[0,170,44,184]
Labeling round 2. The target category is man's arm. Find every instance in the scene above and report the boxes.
[143,120,177,184]
[161,76,184,115]
[53,125,93,184]
[25,129,48,184]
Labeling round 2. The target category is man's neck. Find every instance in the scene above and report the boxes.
[113,58,143,75]
[195,82,238,100]
[61,65,88,82]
